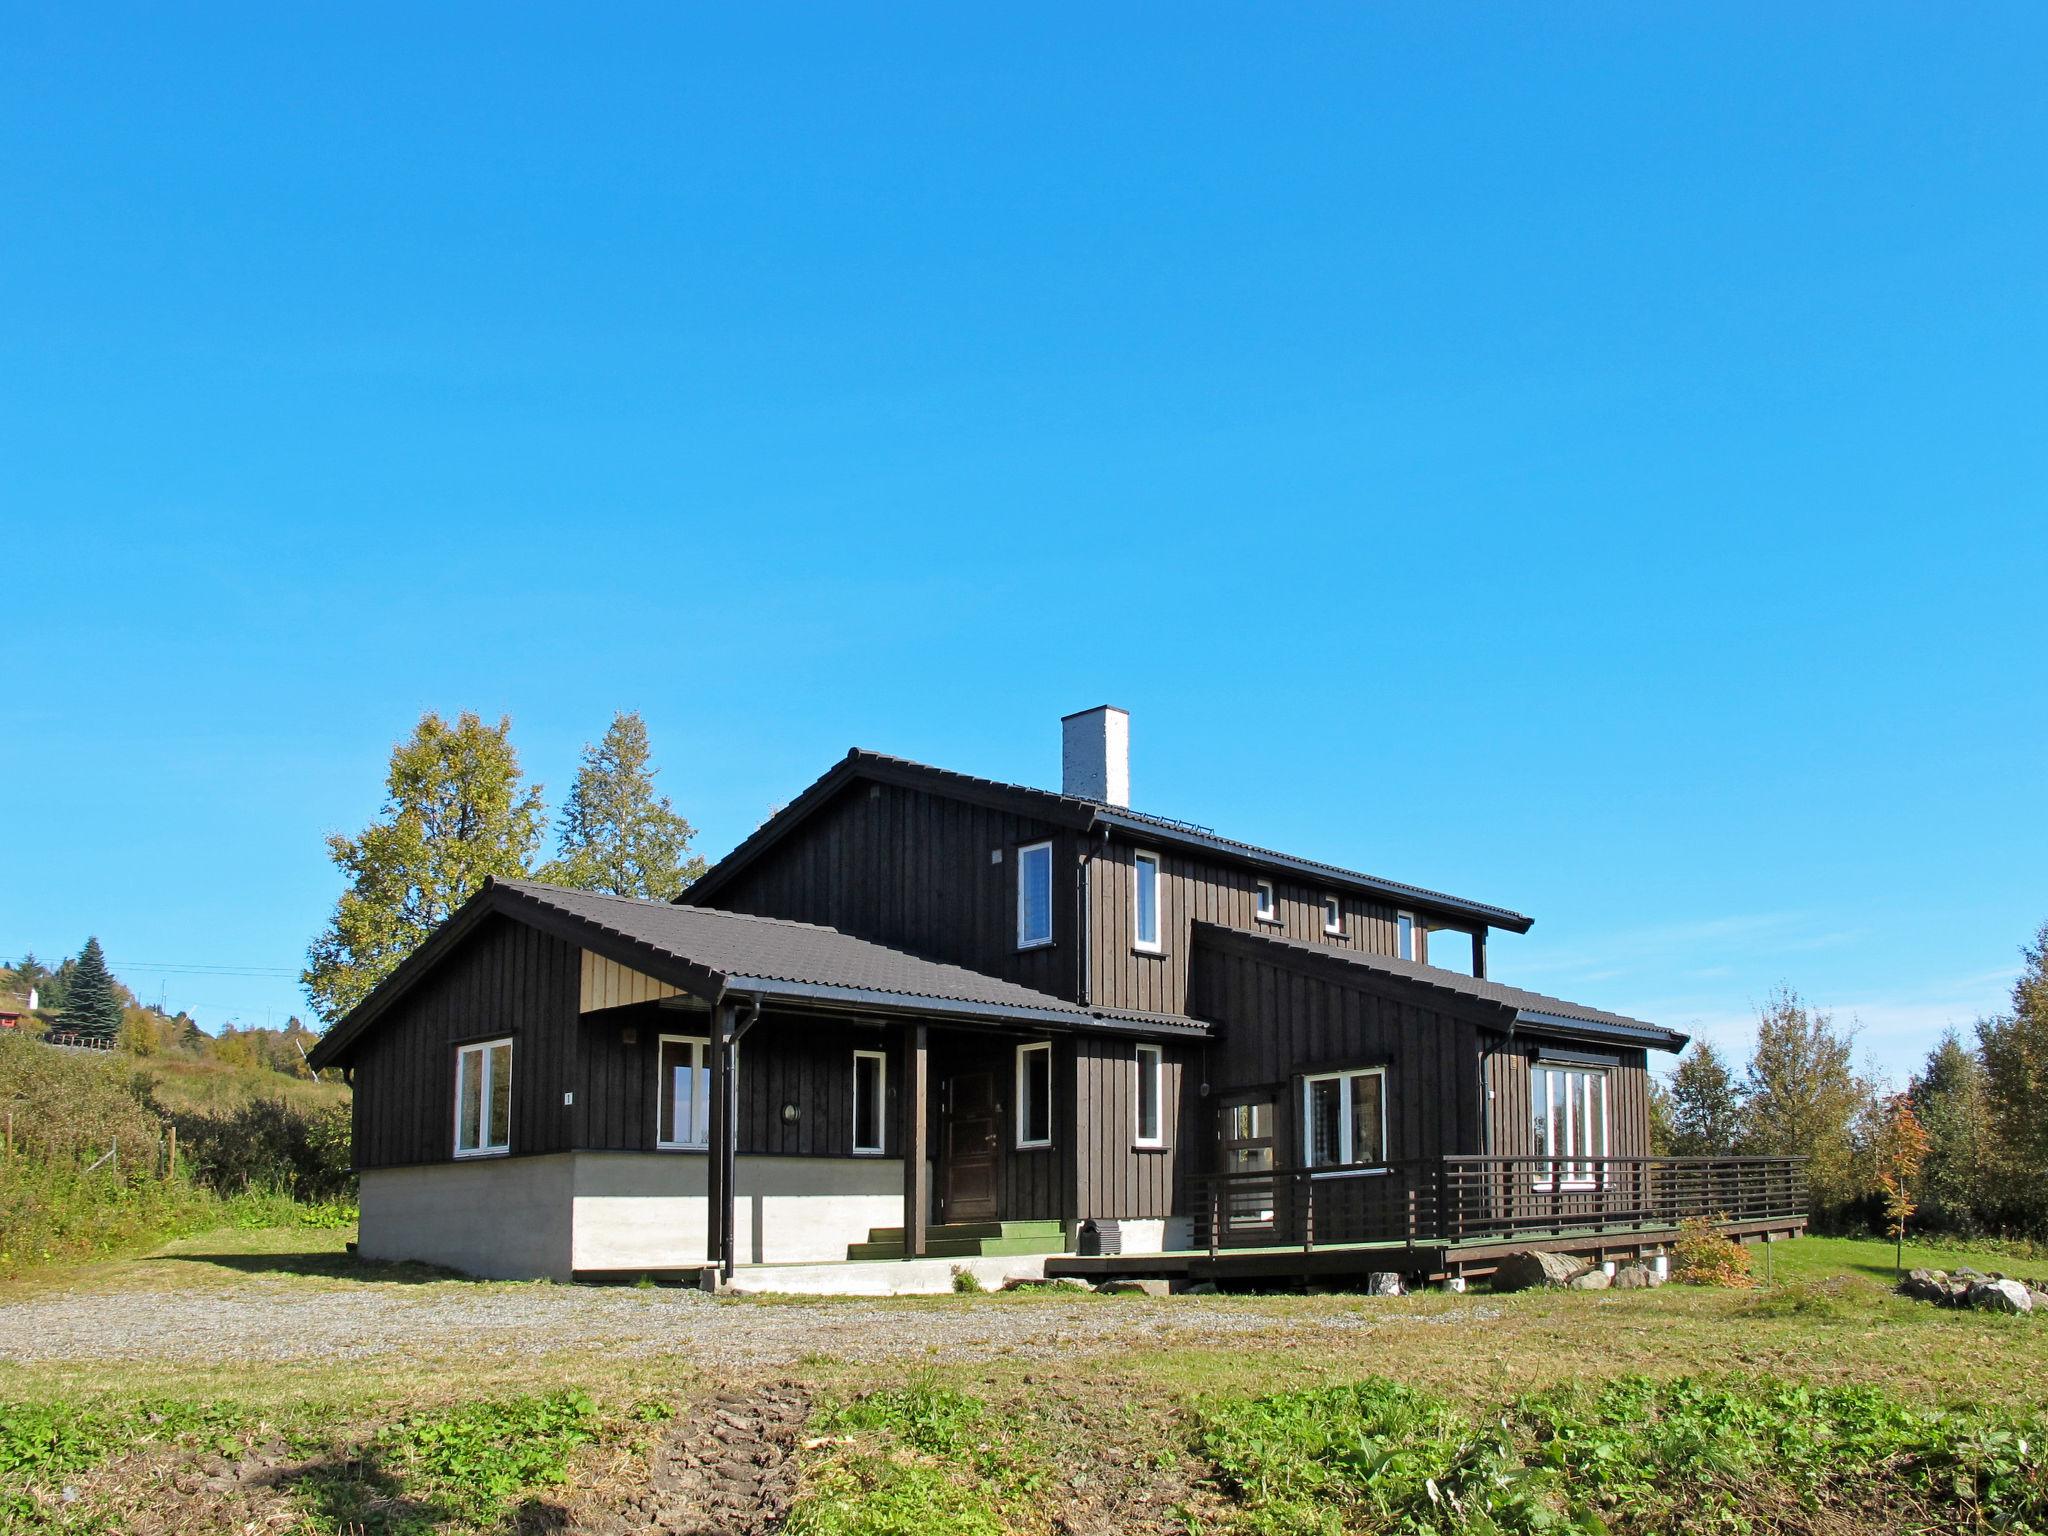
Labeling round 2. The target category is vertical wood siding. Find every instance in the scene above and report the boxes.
[707,782,1080,1001]
[1070,1036,1195,1220]
[1482,1036,1652,1158]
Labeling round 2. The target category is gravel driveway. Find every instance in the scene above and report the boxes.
[0,1270,1490,1370]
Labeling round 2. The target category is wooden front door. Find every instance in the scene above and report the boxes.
[941,1070,1001,1223]
[1216,1093,1277,1240]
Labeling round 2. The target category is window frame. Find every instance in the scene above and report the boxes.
[1133,850,1163,953]
[1299,1065,1387,1175]
[1016,840,1054,950]
[1134,1042,1165,1148]
[851,1047,887,1156]
[1254,879,1278,924]
[1397,911,1417,961]
[1015,1040,1053,1149]
[453,1037,513,1158]
[1322,894,1345,936]
[1531,1063,1609,1191]
[656,1033,712,1151]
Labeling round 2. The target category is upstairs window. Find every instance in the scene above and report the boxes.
[852,1049,886,1155]
[1016,1041,1053,1148]
[1255,879,1278,923]
[1533,1063,1608,1188]
[1017,841,1053,949]
[658,1035,710,1149]
[1134,851,1162,952]
[1323,894,1344,936]
[1135,1043,1164,1147]
[1397,911,1417,961]
[1302,1067,1385,1170]
[454,1038,512,1157]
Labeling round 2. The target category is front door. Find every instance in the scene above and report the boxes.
[942,1070,1001,1223]
[1216,1093,1277,1240]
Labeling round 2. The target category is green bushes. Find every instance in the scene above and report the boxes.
[1193,1373,2048,1533]
[169,1096,354,1203]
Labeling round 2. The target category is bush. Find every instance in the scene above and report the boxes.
[1670,1215,1755,1288]
[171,1097,355,1202]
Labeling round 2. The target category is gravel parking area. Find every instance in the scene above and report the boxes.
[0,1267,1492,1370]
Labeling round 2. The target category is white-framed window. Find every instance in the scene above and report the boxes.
[852,1048,886,1155]
[1255,879,1278,923]
[1017,841,1054,949]
[1134,1043,1164,1147]
[1134,851,1162,952]
[1532,1063,1608,1189]
[1323,894,1344,936]
[454,1038,513,1157]
[657,1034,711,1149]
[1397,911,1417,961]
[1301,1066,1386,1170]
[1016,1041,1053,1148]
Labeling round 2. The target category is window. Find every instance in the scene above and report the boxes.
[658,1035,710,1149]
[852,1049,886,1155]
[1134,851,1162,951]
[1531,1063,1608,1188]
[454,1038,512,1157]
[1016,1041,1052,1148]
[1255,879,1278,923]
[1397,911,1417,961]
[1301,1067,1386,1170]
[1017,841,1053,949]
[1134,1043,1164,1147]
[1323,894,1344,936]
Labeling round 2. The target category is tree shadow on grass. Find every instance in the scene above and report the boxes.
[147,1250,468,1284]
[260,1446,448,1535]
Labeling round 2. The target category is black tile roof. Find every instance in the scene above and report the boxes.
[1199,923,1687,1052]
[685,748,1533,933]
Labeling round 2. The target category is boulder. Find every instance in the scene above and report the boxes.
[1097,1278,1172,1299]
[1568,1269,1612,1290]
[2030,1289,2048,1313]
[1366,1272,1406,1297]
[1611,1263,1663,1290]
[1899,1268,1950,1303]
[1968,1279,2033,1314]
[1491,1250,1590,1292]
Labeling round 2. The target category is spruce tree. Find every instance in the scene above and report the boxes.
[1977,921,2048,1234]
[1909,1029,1991,1232]
[62,937,124,1044]
[1667,1041,1744,1156]
[540,711,706,900]
[302,711,546,1025]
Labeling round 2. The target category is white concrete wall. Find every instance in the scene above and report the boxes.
[357,1156,576,1280]
[571,1153,911,1271]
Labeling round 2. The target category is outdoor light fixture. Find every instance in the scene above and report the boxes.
[781,1102,801,1124]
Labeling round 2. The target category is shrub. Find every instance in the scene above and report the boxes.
[170,1097,355,1202]
[1670,1215,1755,1288]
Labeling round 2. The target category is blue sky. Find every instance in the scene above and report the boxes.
[4,6,2043,1082]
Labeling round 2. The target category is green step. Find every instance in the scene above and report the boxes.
[862,1220,1065,1245]
[847,1221,1070,1262]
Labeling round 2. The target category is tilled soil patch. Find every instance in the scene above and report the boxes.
[568,1383,810,1536]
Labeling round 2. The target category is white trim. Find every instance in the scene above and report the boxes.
[1323,894,1344,936]
[1016,840,1054,950]
[1300,1065,1387,1168]
[1254,879,1278,924]
[1397,911,1417,961]
[1134,1042,1165,1148]
[851,1048,886,1155]
[1015,1040,1053,1149]
[1133,850,1163,952]
[453,1037,513,1158]
[656,1033,711,1150]
[1531,1063,1609,1191]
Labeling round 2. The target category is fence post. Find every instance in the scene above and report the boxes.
[166,1122,177,1181]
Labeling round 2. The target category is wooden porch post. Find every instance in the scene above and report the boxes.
[707,1001,736,1280]
[1472,928,1488,979]
[904,1023,929,1258]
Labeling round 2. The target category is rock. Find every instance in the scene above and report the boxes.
[1899,1268,1951,1303]
[1441,1277,1468,1294]
[1183,1281,1220,1295]
[1968,1279,2033,1314]
[1491,1250,1590,1292]
[1568,1269,1612,1290]
[1097,1278,1172,1298]
[1366,1272,1406,1297]
[1612,1263,1663,1290]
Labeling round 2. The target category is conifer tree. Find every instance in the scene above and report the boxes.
[61,937,124,1044]
[302,711,546,1025]
[1667,1041,1745,1157]
[1909,1030,1991,1231]
[540,711,706,900]
[1740,987,1871,1214]
[1977,921,2048,1232]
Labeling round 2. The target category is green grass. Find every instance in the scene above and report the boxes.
[1766,1233,2047,1287]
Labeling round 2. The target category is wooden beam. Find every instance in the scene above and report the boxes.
[1472,928,1488,980]
[904,1023,929,1258]
[707,1001,734,1277]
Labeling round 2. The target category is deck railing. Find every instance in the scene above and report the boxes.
[1192,1155,1806,1257]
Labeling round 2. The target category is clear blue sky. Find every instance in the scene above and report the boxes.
[5,6,2043,1083]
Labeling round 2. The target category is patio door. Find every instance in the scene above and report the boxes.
[941,1070,1001,1223]
[1215,1093,1277,1239]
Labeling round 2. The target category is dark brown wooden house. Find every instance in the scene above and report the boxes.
[310,707,1803,1286]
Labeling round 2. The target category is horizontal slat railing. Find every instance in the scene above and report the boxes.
[1190,1156,1806,1256]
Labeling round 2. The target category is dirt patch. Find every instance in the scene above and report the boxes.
[569,1382,810,1536]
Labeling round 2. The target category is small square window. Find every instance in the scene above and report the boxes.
[1255,879,1277,923]
[1323,895,1344,936]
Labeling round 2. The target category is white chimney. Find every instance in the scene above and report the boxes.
[1061,706,1130,806]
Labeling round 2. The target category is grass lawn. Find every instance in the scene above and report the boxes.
[4,1228,2044,1534]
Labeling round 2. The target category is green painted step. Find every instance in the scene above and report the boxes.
[847,1219,1070,1262]
[861,1220,1065,1244]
